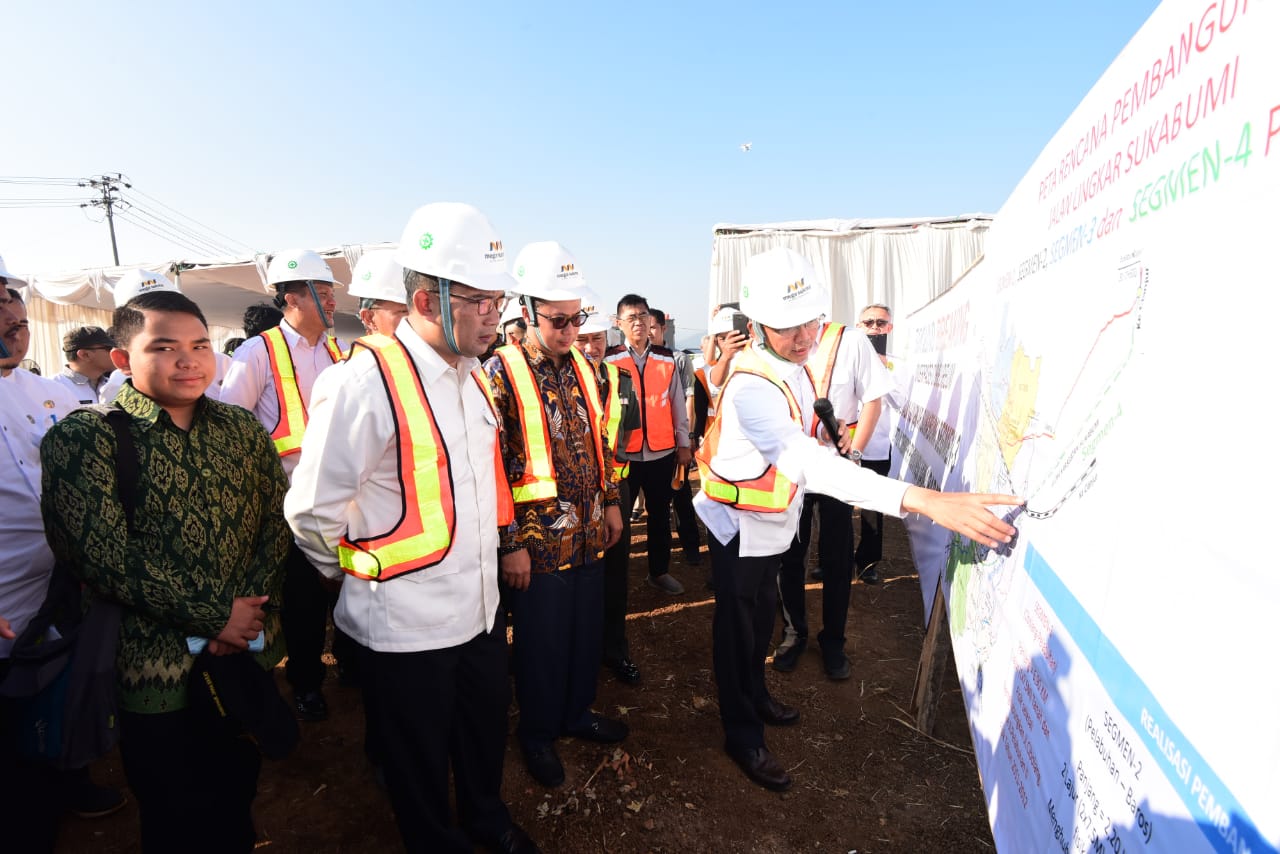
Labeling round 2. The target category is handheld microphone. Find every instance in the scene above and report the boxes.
[813,397,854,461]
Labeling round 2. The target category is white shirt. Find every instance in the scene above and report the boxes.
[693,344,909,557]
[284,320,502,653]
[0,370,80,657]
[862,355,907,462]
[823,325,893,425]
[219,322,344,482]
[52,367,109,405]
[100,352,231,405]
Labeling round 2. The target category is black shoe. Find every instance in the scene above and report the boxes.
[808,567,824,581]
[477,823,542,854]
[67,782,127,819]
[294,689,329,722]
[859,564,882,584]
[606,657,642,685]
[771,637,807,672]
[630,509,643,523]
[756,696,800,727]
[727,746,792,792]
[567,713,628,743]
[521,744,565,788]
[823,651,851,681]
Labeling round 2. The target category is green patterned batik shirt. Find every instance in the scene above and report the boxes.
[40,382,291,714]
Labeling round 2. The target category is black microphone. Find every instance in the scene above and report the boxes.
[813,397,854,461]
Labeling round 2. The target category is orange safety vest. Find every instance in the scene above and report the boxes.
[804,322,856,440]
[260,327,343,458]
[604,345,676,453]
[495,344,609,504]
[601,361,630,479]
[695,348,801,513]
[337,334,514,582]
[694,365,717,433]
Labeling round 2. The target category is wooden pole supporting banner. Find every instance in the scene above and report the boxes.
[911,576,953,736]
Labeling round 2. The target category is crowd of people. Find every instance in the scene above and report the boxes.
[0,202,1019,853]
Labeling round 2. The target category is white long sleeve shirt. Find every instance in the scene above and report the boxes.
[693,344,910,557]
[284,321,502,653]
[219,321,344,482]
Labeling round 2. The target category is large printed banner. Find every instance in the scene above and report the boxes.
[890,2,1280,852]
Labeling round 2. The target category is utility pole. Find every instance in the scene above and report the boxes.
[80,173,131,265]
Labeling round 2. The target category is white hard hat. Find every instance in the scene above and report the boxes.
[739,248,828,329]
[510,241,588,301]
[265,249,338,293]
[0,253,28,287]
[113,268,180,308]
[394,202,516,293]
[499,299,524,328]
[577,288,610,334]
[347,249,406,305]
[709,306,736,335]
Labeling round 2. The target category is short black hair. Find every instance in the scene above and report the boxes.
[243,303,283,338]
[616,293,648,316]
[6,287,21,303]
[223,337,246,356]
[110,290,208,349]
[650,308,667,327]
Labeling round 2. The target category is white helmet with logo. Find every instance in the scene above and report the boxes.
[510,241,588,302]
[577,288,610,334]
[739,248,829,330]
[347,249,406,305]
[113,268,180,308]
[394,202,516,293]
[0,253,28,287]
[265,249,338,293]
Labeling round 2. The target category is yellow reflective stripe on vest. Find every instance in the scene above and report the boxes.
[496,345,558,504]
[602,362,630,479]
[261,327,307,457]
[337,334,456,581]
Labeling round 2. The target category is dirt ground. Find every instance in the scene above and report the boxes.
[58,513,995,853]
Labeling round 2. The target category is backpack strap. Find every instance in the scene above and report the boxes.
[79,404,140,532]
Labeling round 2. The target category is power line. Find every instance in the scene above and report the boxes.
[79,173,130,265]
[114,209,221,259]
[118,197,240,257]
[126,187,258,254]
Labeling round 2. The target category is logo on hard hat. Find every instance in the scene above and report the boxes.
[288,260,298,270]
[516,265,525,277]
[555,262,579,280]
[362,271,372,281]
[786,278,804,294]
[484,240,504,261]
[561,263,574,273]
[489,241,503,252]
[419,233,434,250]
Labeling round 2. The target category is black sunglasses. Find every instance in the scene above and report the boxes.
[534,309,590,330]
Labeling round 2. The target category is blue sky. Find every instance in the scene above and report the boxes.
[2,0,1160,345]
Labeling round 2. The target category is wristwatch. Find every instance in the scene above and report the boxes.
[849,449,863,464]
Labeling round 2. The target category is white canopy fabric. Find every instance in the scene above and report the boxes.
[708,215,993,335]
[16,244,393,376]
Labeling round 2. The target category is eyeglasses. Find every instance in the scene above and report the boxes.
[767,319,821,336]
[535,309,590,330]
[618,312,650,326]
[860,318,890,329]
[439,291,508,315]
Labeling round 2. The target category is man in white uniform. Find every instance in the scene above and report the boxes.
[53,326,116,404]
[695,248,1021,792]
[285,203,537,853]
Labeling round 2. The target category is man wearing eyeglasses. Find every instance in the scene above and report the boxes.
[605,295,691,595]
[484,243,626,789]
[53,326,116,404]
[286,203,538,853]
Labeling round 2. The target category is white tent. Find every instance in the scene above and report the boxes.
[708,214,993,340]
[16,244,392,375]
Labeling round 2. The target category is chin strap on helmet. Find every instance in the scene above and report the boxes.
[305,280,334,331]
[521,295,548,350]
[438,277,462,355]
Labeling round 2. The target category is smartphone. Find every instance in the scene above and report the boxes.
[867,333,888,355]
[731,312,750,337]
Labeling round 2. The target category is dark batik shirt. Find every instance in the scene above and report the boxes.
[485,343,620,573]
[41,382,290,713]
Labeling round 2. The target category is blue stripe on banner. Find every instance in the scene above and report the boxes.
[1023,545,1274,854]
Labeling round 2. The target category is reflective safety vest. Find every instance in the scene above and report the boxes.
[605,345,676,453]
[260,327,343,457]
[694,365,717,433]
[495,344,608,504]
[805,322,854,439]
[601,361,630,479]
[695,348,801,513]
[337,334,515,582]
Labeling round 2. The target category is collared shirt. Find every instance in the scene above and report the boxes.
[823,326,893,424]
[100,352,231,406]
[52,366,110,405]
[219,321,346,482]
[619,343,690,461]
[285,320,503,653]
[40,383,290,713]
[862,356,907,461]
[693,343,910,557]
[485,342,620,573]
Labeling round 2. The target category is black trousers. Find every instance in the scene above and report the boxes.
[119,708,261,854]
[0,659,61,854]
[777,492,855,654]
[854,456,892,571]
[361,621,514,853]
[671,469,702,560]
[511,561,604,749]
[710,535,781,752]
[282,542,352,693]
[603,478,632,664]
[623,454,676,578]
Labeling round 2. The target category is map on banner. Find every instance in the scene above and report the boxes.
[889,2,1280,852]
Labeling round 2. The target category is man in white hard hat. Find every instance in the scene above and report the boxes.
[575,291,642,686]
[499,299,526,345]
[694,247,1021,792]
[221,249,351,723]
[349,249,409,336]
[485,244,626,788]
[285,203,537,853]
